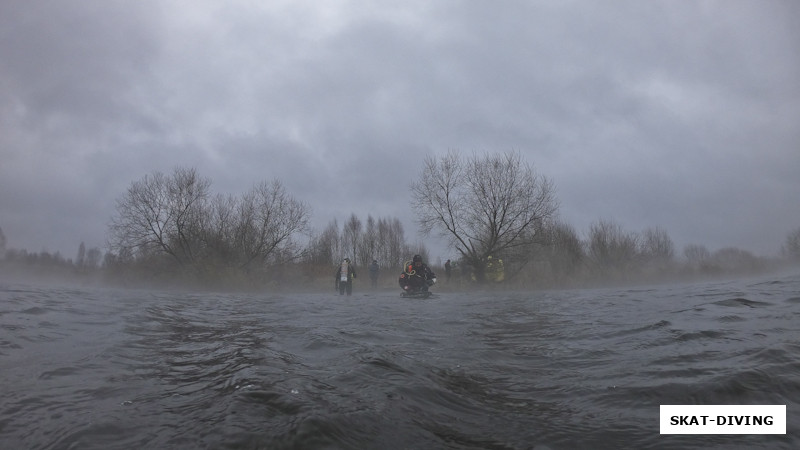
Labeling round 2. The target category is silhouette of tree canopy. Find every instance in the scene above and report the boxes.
[784,227,800,261]
[108,167,309,273]
[412,151,558,282]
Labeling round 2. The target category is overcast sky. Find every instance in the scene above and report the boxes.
[1,0,798,262]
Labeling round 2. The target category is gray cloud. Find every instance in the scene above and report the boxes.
[1,0,798,259]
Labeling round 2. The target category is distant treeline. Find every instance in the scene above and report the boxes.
[1,219,798,290]
[0,166,432,289]
[1,163,799,290]
[504,220,800,288]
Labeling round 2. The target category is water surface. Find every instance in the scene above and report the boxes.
[2,272,799,449]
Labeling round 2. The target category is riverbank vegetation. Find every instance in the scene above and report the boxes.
[2,156,799,291]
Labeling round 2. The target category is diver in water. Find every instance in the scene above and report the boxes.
[398,254,436,295]
[369,259,379,289]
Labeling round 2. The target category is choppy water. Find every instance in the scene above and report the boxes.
[1,271,799,449]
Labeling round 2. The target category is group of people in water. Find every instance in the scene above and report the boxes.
[334,254,439,296]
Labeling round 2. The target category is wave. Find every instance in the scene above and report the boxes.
[1,275,799,449]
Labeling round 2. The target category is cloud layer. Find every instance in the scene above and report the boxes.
[1,0,798,259]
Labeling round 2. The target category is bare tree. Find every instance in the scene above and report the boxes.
[85,247,102,269]
[639,227,675,264]
[342,213,362,263]
[359,215,378,267]
[321,219,342,265]
[234,180,310,268]
[376,216,405,268]
[412,151,558,282]
[76,242,86,268]
[783,227,800,261]
[109,168,309,275]
[306,219,339,266]
[712,247,759,272]
[109,167,210,266]
[683,243,711,272]
[0,226,7,257]
[169,167,210,263]
[201,193,239,265]
[683,244,710,263]
[587,219,639,273]
[304,214,413,271]
[537,220,584,281]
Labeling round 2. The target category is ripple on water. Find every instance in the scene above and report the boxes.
[712,297,772,308]
[1,277,799,450]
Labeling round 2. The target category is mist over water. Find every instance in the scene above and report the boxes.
[1,272,799,449]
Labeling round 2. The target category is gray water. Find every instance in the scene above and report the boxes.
[1,272,799,449]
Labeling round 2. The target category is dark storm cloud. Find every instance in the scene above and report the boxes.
[1,0,798,258]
